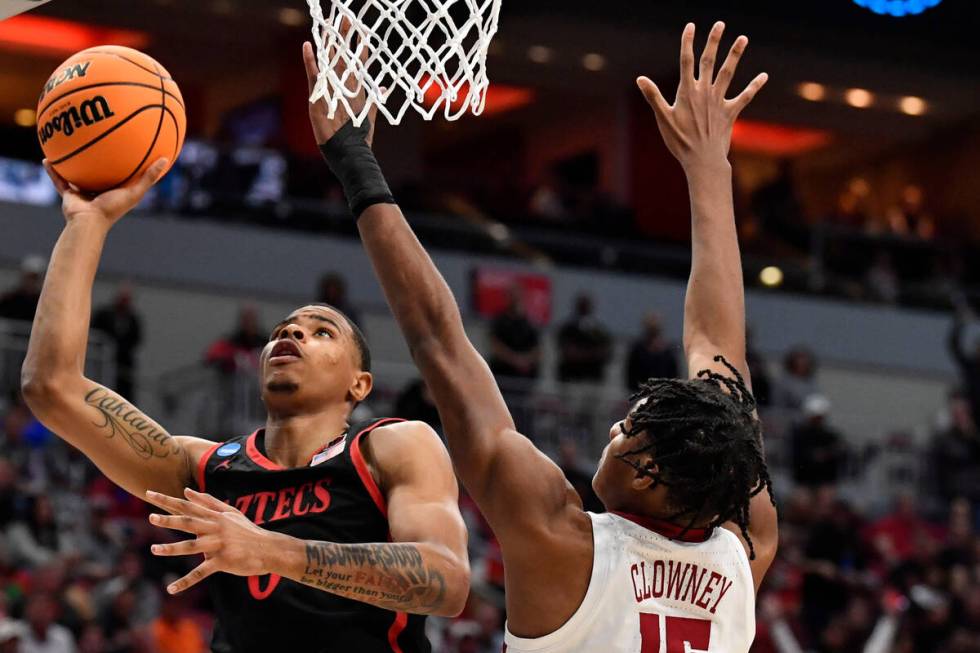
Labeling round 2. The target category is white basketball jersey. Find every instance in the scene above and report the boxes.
[504,512,756,653]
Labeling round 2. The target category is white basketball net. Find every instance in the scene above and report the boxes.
[306,0,502,126]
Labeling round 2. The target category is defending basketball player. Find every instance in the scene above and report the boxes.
[313,21,776,652]
[22,169,469,648]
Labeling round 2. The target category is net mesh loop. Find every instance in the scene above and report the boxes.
[307,0,503,125]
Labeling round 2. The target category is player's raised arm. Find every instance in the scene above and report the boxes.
[21,160,212,499]
[638,22,776,587]
[301,41,577,539]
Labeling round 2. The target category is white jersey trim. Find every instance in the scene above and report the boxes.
[503,512,614,651]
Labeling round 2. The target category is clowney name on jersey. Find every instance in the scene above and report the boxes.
[504,511,756,653]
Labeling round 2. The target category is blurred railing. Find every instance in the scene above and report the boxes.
[0,318,115,396]
[148,357,930,512]
[809,223,961,309]
[150,359,630,460]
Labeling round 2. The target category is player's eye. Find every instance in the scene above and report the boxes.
[315,328,331,337]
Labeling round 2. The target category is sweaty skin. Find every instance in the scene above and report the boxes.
[313,21,777,638]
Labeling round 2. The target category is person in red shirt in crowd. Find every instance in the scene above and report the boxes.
[864,494,943,568]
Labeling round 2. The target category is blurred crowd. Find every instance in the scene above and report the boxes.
[1,264,979,653]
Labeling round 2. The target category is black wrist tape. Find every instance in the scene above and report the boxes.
[319,118,395,219]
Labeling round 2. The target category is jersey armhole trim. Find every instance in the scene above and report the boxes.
[504,512,612,651]
[349,418,405,518]
[387,611,408,653]
[245,430,284,471]
[196,442,223,492]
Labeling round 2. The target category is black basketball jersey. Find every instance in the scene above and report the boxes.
[195,417,430,653]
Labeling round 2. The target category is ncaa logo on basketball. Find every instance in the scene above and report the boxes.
[38,61,91,103]
[37,97,116,145]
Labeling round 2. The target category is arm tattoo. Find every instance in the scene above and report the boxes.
[84,387,180,459]
[301,542,447,614]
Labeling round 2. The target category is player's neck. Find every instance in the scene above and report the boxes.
[613,491,713,529]
[263,406,350,468]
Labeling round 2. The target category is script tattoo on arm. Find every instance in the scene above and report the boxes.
[84,386,181,459]
[300,542,447,614]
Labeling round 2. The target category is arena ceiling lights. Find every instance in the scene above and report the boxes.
[852,0,943,16]
[0,15,148,55]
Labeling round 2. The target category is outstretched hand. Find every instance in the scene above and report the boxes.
[302,21,379,147]
[44,158,169,226]
[146,488,282,594]
[637,22,767,172]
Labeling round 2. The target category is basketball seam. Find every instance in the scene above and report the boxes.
[162,106,181,164]
[38,82,184,119]
[49,104,166,167]
[115,65,168,188]
[80,50,174,81]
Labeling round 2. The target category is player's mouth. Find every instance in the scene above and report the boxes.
[269,340,302,365]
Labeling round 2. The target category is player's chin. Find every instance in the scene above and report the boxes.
[264,377,300,394]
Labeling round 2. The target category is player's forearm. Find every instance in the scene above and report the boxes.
[22,217,108,391]
[273,536,467,617]
[358,205,465,353]
[682,161,746,364]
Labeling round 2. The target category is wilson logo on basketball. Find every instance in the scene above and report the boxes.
[38,96,116,145]
[38,61,91,103]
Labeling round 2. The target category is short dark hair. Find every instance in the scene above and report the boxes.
[311,303,371,372]
[616,356,775,559]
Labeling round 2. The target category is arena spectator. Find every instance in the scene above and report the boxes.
[4,496,71,570]
[556,293,611,384]
[799,489,868,642]
[317,272,361,329]
[746,329,772,407]
[204,304,265,374]
[0,620,25,653]
[0,256,45,323]
[150,595,205,653]
[72,502,126,582]
[394,379,441,432]
[557,438,602,514]
[828,177,871,230]
[864,495,942,568]
[886,184,935,240]
[94,552,160,627]
[773,346,819,412]
[91,284,143,400]
[487,286,540,386]
[439,593,504,653]
[948,311,980,421]
[750,160,806,251]
[0,459,20,531]
[625,312,679,392]
[20,593,74,653]
[76,624,107,653]
[932,390,980,504]
[865,251,900,304]
[791,395,848,488]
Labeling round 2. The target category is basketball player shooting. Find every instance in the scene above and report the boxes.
[313,21,776,652]
[22,168,469,648]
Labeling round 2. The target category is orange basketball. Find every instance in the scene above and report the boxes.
[36,46,186,193]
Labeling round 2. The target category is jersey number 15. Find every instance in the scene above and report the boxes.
[640,613,711,653]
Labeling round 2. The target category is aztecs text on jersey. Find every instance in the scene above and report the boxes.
[196,418,429,653]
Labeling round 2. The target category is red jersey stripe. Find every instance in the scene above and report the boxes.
[349,418,405,518]
[245,430,285,471]
[196,442,223,492]
[387,611,408,653]
[612,511,711,543]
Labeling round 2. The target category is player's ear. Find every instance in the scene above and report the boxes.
[631,457,658,491]
[349,371,373,404]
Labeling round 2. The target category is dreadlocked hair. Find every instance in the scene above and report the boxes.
[615,355,775,559]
